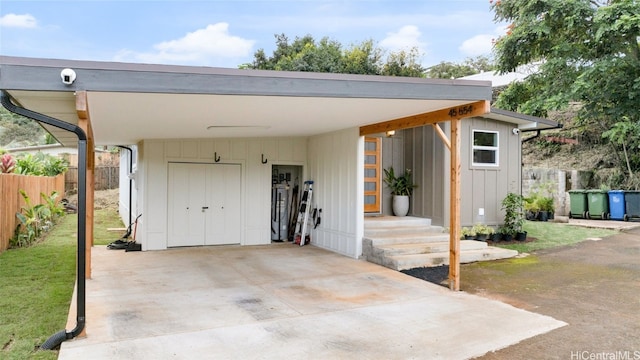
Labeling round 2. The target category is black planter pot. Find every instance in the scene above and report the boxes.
[515,231,528,241]
[490,233,502,242]
[538,211,549,222]
[526,211,537,221]
[464,235,476,240]
[476,233,488,242]
[502,233,514,241]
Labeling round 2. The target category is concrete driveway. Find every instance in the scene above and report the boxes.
[58,244,565,359]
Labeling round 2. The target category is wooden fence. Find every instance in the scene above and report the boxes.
[65,166,119,193]
[0,173,65,252]
[62,152,120,193]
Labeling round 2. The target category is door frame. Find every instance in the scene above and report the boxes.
[364,137,382,213]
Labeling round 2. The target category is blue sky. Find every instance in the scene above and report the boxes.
[0,1,506,69]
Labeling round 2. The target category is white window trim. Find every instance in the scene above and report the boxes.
[472,130,499,167]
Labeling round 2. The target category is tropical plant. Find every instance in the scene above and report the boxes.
[13,190,47,247]
[12,190,64,248]
[13,152,68,176]
[461,226,476,238]
[41,191,65,219]
[501,192,525,235]
[471,223,495,235]
[383,167,417,196]
[1,153,15,173]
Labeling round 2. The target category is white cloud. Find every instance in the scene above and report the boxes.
[0,13,37,28]
[114,23,255,66]
[379,25,426,53]
[458,26,508,57]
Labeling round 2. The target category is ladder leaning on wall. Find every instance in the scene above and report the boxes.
[293,180,313,247]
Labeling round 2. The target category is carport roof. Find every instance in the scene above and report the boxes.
[0,56,558,147]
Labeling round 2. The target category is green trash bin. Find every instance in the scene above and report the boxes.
[568,190,588,219]
[587,189,610,220]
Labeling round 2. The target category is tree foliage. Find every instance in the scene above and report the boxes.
[245,34,424,77]
[0,105,47,147]
[491,0,640,186]
[425,56,496,79]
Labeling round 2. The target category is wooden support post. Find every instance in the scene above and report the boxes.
[449,118,461,291]
[76,91,94,280]
[432,123,451,150]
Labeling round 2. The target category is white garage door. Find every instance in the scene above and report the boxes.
[167,163,241,247]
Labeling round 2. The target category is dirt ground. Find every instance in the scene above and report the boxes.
[65,188,119,211]
[406,230,640,359]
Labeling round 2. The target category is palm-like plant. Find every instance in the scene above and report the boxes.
[383,167,417,196]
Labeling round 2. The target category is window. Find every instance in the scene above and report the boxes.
[472,130,499,166]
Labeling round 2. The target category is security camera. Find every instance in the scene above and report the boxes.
[60,68,76,85]
[512,128,520,135]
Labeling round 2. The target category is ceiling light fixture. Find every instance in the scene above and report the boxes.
[207,125,271,130]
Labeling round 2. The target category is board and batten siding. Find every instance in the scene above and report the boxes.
[460,118,521,227]
[308,128,362,258]
[403,125,447,225]
[403,118,521,228]
[136,137,307,251]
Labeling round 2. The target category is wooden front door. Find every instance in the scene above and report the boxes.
[364,137,381,213]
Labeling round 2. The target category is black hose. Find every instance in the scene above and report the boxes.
[39,330,69,350]
[1,91,87,349]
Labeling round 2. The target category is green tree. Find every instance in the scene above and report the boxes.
[246,34,426,77]
[491,0,640,185]
[380,47,425,77]
[425,56,496,79]
[342,39,383,75]
[0,106,47,147]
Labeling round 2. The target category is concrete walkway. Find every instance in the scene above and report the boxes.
[58,244,565,359]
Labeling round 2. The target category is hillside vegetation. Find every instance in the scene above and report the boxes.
[522,106,628,189]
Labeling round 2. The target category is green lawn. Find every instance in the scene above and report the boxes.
[0,210,123,360]
[495,220,619,253]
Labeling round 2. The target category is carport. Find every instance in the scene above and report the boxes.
[58,245,565,359]
[0,56,553,352]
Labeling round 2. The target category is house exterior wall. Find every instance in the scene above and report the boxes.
[308,128,362,258]
[118,146,138,228]
[135,137,307,251]
[403,118,522,228]
[403,126,447,225]
[459,117,522,227]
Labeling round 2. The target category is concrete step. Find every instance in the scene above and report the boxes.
[363,232,450,246]
[387,248,519,271]
[362,216,518,271]
[364,216,431,228]
[374,240,487,257]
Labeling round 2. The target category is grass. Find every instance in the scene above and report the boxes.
[494,220,620,253]
[0,209,123,360]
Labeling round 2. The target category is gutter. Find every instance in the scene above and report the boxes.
[1,90,87,349]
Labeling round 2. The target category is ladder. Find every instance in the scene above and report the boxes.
[294,180,313,246]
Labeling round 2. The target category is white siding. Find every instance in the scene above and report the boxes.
[137,137,306,250]
[308,128,363,258]
[118,145,139,230]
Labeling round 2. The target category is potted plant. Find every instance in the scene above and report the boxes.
[471,223,494,241]
[501,192,525,240]
[461,226,476,240]
[537,196,554,221]
[383,167,417,216]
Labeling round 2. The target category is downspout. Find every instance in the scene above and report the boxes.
[1,91,87,349]
[116,146,133,227]
[519,124,564,196]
